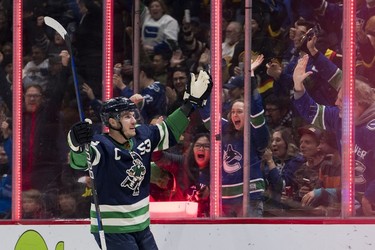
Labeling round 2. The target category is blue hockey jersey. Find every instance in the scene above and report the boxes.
[200,87,269,205]
[70,109,188,233]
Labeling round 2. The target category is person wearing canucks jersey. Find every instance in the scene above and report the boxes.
[199,55,269,217]
[293,54,375,216]
[67,70,212,250]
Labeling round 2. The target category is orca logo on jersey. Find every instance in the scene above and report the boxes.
[367,119,375,131]
[137,139,152,155]
[223,144,242,174]
[144,26,159,38]
[121,151,146,196]
[355,160,366,184]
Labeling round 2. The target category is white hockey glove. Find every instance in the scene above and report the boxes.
[183,70,213,107]
[67,118,93,153]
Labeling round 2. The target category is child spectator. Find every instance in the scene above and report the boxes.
[22,189,48,219]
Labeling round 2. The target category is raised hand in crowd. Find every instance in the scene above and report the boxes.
[122,62,133,76]
[60,50,70,67]
[292,54,313,92]
[165,86,177,106]
[250,54,264,75]
[36,16,44,27]
[170,49,185,68]
[129,93,144,105]
[82,83,96,101]
[113,68,127,91]
[306,34,319,56]
[198,48,210,69]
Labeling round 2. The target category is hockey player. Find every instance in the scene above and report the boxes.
[293,54,375,216]
[67,70,212,249]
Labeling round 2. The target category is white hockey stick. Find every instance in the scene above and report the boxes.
[44,16,107,250]
[44,16,84,120]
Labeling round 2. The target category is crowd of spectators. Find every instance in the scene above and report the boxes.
[0,0,375,219]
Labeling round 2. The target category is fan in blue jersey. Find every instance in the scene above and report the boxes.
[293,54,375,217]
[67,70,212,250]
[199,55,269,217]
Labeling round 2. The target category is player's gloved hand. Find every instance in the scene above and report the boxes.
[67,118,93,153]
[183,70,213,107]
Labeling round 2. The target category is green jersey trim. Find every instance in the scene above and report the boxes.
[89,196,150,233]
[69,151,87,170]
[165,108,189,142]
[222,178,265,199]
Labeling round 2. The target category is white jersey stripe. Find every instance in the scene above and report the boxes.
[91,196,149,213]
[155,122,170,150]
[91,212,150,226]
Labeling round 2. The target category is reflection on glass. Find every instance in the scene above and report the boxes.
[10,0,364,220]
[263,126,341,217]
[151,132,210,218]
[19,0,102,219]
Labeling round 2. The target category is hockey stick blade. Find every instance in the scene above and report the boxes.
[44,16,68,40]
[44,16,83,120]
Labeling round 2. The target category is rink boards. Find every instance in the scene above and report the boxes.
[2,222,375,250]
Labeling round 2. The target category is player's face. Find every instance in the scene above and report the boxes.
[230,101,245,131]
[119,111,137,138]
[193,136,210,169]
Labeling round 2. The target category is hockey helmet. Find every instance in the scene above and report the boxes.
[100,97,136,126]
